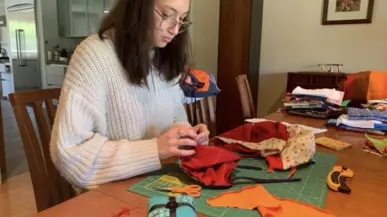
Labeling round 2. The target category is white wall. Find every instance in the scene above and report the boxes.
[0,0,4,15]
[189,0,220,76]
[258,0,387,116]
[0,0,7,50]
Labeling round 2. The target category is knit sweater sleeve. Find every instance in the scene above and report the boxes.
[173,99,191,127]
[50,37,161,189]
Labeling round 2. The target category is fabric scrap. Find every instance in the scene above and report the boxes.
[280,125,315,169]
[207,185,336,217]
[365,134,387,157]
[292,86,344,105]
[180,146,241,187]
[215,121,289,156]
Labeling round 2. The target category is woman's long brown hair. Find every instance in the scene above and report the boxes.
[98,0,191,86]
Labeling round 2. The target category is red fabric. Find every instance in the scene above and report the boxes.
[218,122,289,143]
[265,155,284,171]
[365,139,387,153]
[213,121,289,170]
[222,143,262,157]
[365,140,373,148]
[343,73,356,100]
[180,146,241,187]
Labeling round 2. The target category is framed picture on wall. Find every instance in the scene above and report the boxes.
[322,0,374,25]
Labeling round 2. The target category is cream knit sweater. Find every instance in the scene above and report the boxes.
[50,34,192,189]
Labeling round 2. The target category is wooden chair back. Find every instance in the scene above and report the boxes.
[184,97,216,137]
[9,88,75,212]
[235,74,256,119]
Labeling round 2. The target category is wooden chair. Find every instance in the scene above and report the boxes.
[9,88,75,212]
[184,97,216,137]
[235,74,256,119]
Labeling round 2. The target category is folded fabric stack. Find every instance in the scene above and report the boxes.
[325,107,387,135]
[283,86,346,119]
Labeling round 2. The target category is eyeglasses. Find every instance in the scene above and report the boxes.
[155,9,192,33]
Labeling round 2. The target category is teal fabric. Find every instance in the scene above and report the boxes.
[148,195,196,217]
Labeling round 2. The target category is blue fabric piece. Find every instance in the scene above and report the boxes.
[325,119,386,134]
[349,116,387,122]
[180,70,220,98]
[374,123,387,131]
[148,195,196,217]
[347,107,387,122]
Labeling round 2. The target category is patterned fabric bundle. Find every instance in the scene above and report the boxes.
[213,121,316,171]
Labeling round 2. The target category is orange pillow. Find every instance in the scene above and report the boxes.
[367,71,387,101]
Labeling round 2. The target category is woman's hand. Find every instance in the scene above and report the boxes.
[157,126,198,159]
[192,124,210,145]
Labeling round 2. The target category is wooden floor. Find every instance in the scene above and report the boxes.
[2,99,29,178]
[1,99,37,217]
[0,173,36,217]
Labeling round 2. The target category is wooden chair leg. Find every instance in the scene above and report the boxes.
[0,99,6,175]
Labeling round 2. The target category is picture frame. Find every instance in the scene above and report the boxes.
[322,0,374,25]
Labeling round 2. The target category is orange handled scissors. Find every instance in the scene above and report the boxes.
[156,185,202,198]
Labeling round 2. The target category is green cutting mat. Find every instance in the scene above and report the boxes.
[128,152,337,217]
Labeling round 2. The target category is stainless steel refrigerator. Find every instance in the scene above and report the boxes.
[5,0,41,96]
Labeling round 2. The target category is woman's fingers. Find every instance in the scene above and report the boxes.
[174,138,197,147]
[171,147,196,157]
[192,124,210,145]
[176,127,198,140]
[192,124,208,133]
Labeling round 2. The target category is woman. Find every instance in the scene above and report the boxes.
[49,0,209,190]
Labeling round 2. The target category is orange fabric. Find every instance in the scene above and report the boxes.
[189,68,210,92]
[343,71,387,103]
[207,185,279,210]
[207,185,336,217]
[367,71,387,101]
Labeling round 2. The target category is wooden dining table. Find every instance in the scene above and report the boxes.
[34,112,387,217]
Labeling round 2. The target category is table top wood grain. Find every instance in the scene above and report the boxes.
[35,112,387,217]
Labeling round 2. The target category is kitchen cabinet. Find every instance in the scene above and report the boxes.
[57,0,105,37]
[46,64,67,87]
[1,63,13,99]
